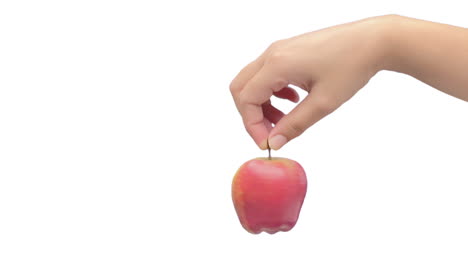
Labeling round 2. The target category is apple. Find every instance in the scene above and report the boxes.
[232,156,307,234]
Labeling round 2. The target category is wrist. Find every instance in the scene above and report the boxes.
[351,15,401,76]
[372,14,406,73]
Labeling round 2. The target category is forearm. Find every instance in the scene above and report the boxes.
[381,15,468,101]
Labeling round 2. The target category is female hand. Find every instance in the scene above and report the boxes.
[230,16,388,150]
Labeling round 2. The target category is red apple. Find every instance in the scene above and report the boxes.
[232,157,307,234]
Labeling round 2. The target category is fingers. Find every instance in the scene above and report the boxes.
[229,59,267,149]
[230,58,264,110]
[230,53,301,150]
[231,59,335,151]
[241,103,270,149]
[238,66,288,149]
[273,86,300,103]
[263,102,285,125]
[268,85,338,150]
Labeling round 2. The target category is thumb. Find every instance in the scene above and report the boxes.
[268,90,337,150]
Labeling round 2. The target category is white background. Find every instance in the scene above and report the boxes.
[1,0,468,263]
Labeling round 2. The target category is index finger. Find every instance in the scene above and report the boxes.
[238,65,288,149]
[229,58,263,111]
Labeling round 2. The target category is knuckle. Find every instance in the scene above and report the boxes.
[229,80,240,94]
[268,50,288,65]
[266,40,289,65]
[245,123,255,136]
[268,39,286,50]
[267,40,280,51]
[238,90,249,104]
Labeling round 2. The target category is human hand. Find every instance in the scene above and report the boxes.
[230,16,389,150]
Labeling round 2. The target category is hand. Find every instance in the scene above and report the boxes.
[230,16,388,150]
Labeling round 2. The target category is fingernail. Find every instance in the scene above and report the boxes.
[259,138,269,150]
[269,135,287,150]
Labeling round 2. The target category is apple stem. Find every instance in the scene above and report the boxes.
[267,139,271,160]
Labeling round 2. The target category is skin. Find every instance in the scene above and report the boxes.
[230,15,468,150]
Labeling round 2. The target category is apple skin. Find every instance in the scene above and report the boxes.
[232,157,307,234]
